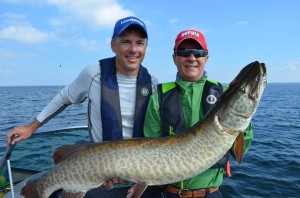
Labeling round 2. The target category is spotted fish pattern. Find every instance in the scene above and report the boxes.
[21,61,267,198]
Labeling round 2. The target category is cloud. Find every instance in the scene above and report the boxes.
[0,0,21,3]
[0,67,11,75]
[236,21,247,25]
[46,0,134,28]
[2,12,26,21]
[277,60,300,72]
[1,0,47,5]
[0,48,17,58]
[169,18,179,25]
[76,38,100,51]
[3,0,135,28]
[0,25,49,43]
[0,0,136,49]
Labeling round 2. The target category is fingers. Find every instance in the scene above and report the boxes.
[112,178,120,184]
[102,180,113,189]
[6,127,27,145]
[11,135,22,145]
[101,178,125,189]
[7,132,20,145]
[7,130,17,145]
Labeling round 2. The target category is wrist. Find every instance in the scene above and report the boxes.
[30,120,42,132]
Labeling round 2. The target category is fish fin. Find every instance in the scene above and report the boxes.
[126,182,148,198]
[21,179,41,198]
[53,143,88,164]
[62,189,86,198]
[234,133,244,164]
[225,161,232,177]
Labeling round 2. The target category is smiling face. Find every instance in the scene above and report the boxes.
[173,39,209,82]
[111,28,147,76]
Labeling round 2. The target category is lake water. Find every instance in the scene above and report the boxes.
[0,84,299,197]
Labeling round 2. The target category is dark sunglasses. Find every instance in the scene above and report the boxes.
[175,49,207,58]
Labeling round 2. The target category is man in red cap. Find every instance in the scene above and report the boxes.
[143,30,253,198]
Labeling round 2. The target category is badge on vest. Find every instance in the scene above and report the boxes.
[206,94,217,104]
[141,87,149,96]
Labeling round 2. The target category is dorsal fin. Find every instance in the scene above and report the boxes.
[53,143,88,165]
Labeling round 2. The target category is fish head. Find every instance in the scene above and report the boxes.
[216,61,267,133]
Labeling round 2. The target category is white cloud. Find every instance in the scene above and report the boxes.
[46,0,133,28]
[236,21,247,25]
[76,38,100,51]
[0,48,17,58]
[2,13,26,21]
[0,25,49,43]
[0,0,136,49]
[2,0,135,28]
[277,60,300,72]
[169,18,179,25]
[0,0,21,3]
[0,68,11,75]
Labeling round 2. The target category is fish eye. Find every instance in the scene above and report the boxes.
[238,87,245,94]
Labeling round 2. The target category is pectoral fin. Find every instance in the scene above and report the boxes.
[234,133,244,164]
[126,182,148,198]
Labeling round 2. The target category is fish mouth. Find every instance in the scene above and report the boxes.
[249,63,267,101]
[217,61,267,132]
[230,110,250,119]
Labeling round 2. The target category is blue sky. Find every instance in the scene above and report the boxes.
[0,0,299,86]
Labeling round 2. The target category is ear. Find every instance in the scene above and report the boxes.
[205,55,209,63]
[111,40,116,53]
[172,54,176,63]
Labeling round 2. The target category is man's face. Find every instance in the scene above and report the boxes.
[111,30,147,76]
[173,39,208,82]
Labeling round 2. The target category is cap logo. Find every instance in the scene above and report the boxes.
[120,18,144,27]
[181,31,199,38]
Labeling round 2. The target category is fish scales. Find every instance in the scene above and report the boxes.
[21,61,267,198]
[32,116,237,195]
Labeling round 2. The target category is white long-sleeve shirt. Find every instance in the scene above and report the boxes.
[36,64,158,142]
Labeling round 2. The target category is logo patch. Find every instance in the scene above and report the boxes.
[141,87,149,96]
[206,94,217,105]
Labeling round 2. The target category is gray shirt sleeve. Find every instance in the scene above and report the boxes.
[36,64,99,124]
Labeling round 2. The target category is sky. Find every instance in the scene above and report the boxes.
[0,0,299,86]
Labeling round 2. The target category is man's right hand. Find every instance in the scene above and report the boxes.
[6,120,41,145]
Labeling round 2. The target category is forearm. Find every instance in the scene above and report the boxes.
[36,87,72,124]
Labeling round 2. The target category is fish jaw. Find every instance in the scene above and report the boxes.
[217,61,267,133]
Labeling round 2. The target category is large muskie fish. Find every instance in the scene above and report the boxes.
[21,61,267,198]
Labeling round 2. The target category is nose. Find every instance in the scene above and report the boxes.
[129,43,138,53]
[186,52,196,61]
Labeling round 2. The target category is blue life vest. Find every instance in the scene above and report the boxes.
[157,80,229,169]
[100,57,152,141]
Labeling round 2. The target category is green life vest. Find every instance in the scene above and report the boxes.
[157,79,229,169]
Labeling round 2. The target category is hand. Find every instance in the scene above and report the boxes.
[101,178,126,189]
[6,120,41,145]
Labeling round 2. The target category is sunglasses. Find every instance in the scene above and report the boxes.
[175,49,207,58]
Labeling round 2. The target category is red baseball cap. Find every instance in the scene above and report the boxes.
[174,30,208,51]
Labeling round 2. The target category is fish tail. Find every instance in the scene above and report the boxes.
[21,179,42,198]
[225,161,232,177]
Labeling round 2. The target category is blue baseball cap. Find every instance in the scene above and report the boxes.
[112,16,148,39]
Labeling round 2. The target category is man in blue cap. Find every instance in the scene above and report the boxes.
[7,16,160,197]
